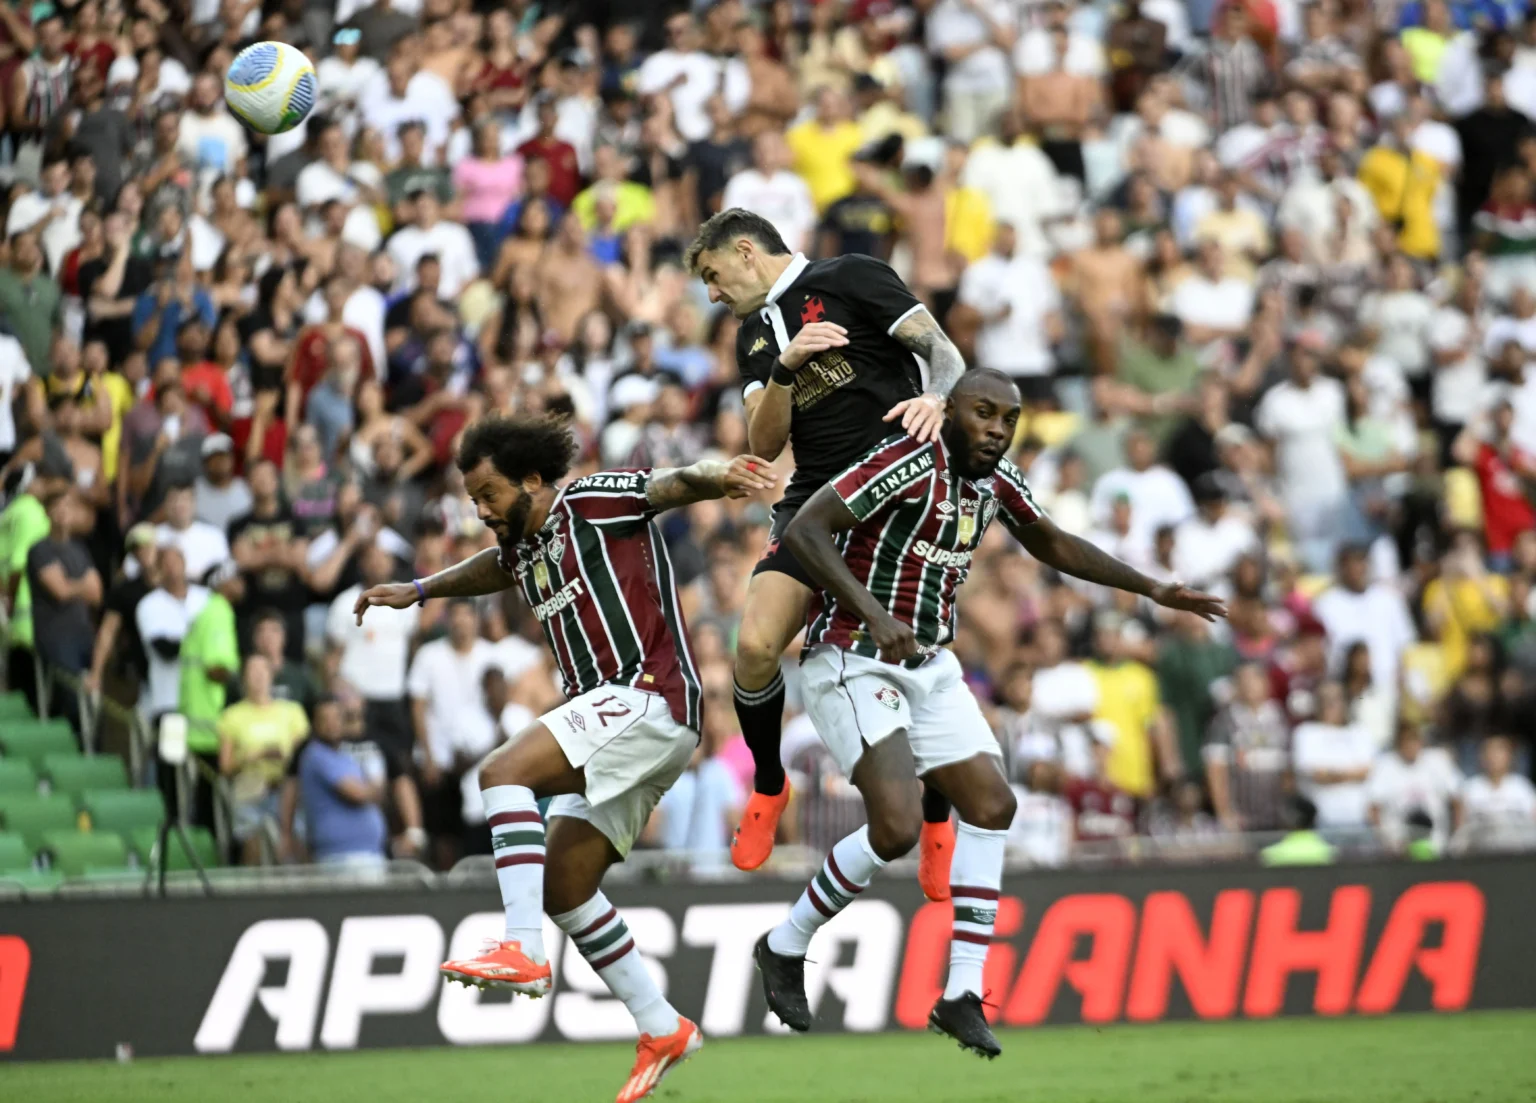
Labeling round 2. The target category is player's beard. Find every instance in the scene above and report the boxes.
[491,489,534,552]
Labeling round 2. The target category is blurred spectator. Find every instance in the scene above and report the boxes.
[1292,681,1377,834]
[290,694,390,871]
[1204,660,1291,832]
[1261,796,1338,866]
[1458,734,1536,851]
[193,434,251,532]
[219,654,310,864]
[251,609,317,711]
[1313,544,1416,696]
[328,541,419,759]
[26,492,100,716]
[1366,719,1462,852]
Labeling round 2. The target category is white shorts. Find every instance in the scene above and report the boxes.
[542,685,697,857]
[799,646,1000,778]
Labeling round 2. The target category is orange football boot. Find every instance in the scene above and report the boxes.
[439,940,552,997]
[615,1017,704,1103]
[730,781,792,871]
[918,819,955,902]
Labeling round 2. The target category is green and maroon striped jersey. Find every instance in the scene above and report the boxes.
[496,470,701,730]
[805,434,1044,667]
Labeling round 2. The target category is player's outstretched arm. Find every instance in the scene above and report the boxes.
[886,308,967,444]
[353,547,509,625]
[1012,513,1228,622]
[646,455,777,513]
[784,486,919,661]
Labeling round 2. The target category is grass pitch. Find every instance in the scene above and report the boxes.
[4,1011,1533,1103]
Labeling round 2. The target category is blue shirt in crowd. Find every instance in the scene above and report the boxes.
[296,739,387,861]
[131,287,216,366]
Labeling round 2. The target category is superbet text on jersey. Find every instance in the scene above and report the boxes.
[735,253,927,512]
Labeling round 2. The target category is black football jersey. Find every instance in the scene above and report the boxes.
[736,253,925,511]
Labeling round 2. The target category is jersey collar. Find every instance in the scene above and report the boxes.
[762,253,808,309]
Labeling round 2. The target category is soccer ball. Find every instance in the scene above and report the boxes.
[223,41,317,135]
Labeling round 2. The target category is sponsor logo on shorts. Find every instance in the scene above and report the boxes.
[874,686,901,711]
[566,711,587,733]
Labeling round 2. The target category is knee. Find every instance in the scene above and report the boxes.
[963,783,1017,833]
[733,626,785,683]
[478,741,523,789]
[866,807,922,862]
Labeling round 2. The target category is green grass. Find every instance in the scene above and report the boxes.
[4,1011,1534,1103]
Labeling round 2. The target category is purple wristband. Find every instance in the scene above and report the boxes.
[412,579,427,604]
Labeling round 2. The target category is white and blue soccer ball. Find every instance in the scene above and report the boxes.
[223,41,317,135]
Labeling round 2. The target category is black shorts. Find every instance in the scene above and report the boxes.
[750,506,817,589]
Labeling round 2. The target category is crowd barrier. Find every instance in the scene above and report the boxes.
[2,854,1532,1060]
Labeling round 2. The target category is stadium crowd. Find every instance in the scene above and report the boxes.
[2,0,1536,876]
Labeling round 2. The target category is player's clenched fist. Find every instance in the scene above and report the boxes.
[870,612,919,663]
[722,455,778,498]
[354,582,421,625]
[778,321,849,371]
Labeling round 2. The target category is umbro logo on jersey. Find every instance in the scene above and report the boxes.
[936,499,955,515]
[750,336,768,354]
[874,686,900,710]
[801,297,826,324]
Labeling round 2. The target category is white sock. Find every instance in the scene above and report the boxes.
[552,892,680,1037]
[944,820,1007,1000]
[767,825,886,957]
[484,784,546,962]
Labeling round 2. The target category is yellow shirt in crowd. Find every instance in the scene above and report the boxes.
[1087,659,1161,798]
[786,119,865,210]
[1358,145,1442,260]
[944,187,994,264]
[99,371,135,482]
[1422,574,1510,679]
[218,699,311,789]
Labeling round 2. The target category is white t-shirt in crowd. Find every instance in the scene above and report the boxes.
[960,142,1065,257]
[316,55,382,111]
[1312,583,1417,700]
[343,284,388,377]
[154,521,231,585]
[1292,720,1377,827]
[926,0,1016,94]
[957,252,1061,376]
[1255,376,1348,506]
[720,169,816,255]
[386,220,481,299]
[1366,746,1463,848]
[0,334,30,452]
[459,702,533,824]
[1360,290,1435,378]
[327,584,421,701]
[1088,463,1195,555]
[634,49,750,143]
[1428,305,1487,425]
[1009,784,1074,867]
[135,584,211,717]
[1460,773,1536,846]
[1170,275,1254,334]
[407,637,498,769]
[360,71,460,161]
[655,759,745,859]
[1172,513,1260,591]
[490,633,543,684]
[177,109,248,174]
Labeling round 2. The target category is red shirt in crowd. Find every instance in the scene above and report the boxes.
[516,137,581,206]
[1061,777,1137,841]
[181,361,235,422]
[1475,442,1536,555]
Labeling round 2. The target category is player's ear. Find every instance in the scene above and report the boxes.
[522,473,544,496]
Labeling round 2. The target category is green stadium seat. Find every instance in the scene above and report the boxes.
[42,830,129,876]
[0,758,37,794]
[0,719,78,768]
[130,825,220,870]
[0,831,33,872]
[0,792,80,847]
[0,691,33,721]
[42,754,128,799]
[82,789,165,834]
[0,869,62,894]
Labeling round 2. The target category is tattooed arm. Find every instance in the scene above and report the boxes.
[645,456,777,513]
[1012,513,1227,621]
[352,547,510,624]
[885,307,968,443]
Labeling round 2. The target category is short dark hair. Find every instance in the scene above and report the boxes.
[684,208,789,274]
[457,415,579,486]
[950,367,1019,401]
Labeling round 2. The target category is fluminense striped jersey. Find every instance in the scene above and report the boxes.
[806,434,1043,666]
[496,470,701,730]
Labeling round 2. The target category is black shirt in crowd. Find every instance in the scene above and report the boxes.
[227,503,310,660]
[734,253,924,512]
[26,537,98,670]
[104,574,153,682]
